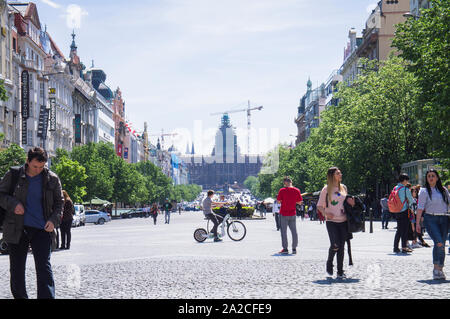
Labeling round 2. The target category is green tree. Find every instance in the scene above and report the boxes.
[393,0,450,163]
[70,143,114,201]
[0,144,26,177]
[52,156,87,203]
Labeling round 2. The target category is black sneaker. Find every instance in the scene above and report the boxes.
[337,272,347,280]
[292,249,297,255]
[393,248,401,253]
[214,238,222,242]
[279,249,289,255]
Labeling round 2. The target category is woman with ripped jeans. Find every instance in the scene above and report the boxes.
[416,169,450,280]
[317,167,354,279]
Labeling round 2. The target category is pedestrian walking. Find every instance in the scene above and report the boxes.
[416,169,450,280]
[0,147,63,299]
[276,176,303,255]
[380,194,390,229]
[60,190,74,250]
[235,200,242,220]
[317,167,349,279]
[272,200,281,231]
[151,203,158,225]
[178,205,182,215]
[410,185,430,248]
[259,202,267,218]
[163,199,173,224]
[391,173,415,254]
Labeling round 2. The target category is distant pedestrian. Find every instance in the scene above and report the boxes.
[276,176,303,255]
[416,169,450,280]
[391,173,415,254]
[151,203,158,225]
[380,194,390,229]
[259,202,267,218]
[317,167,349,279]
[236,200,243,220]
[60,190,74,250]
[0,147,63,299]
[272,201,281,231]
[163,199,173,224]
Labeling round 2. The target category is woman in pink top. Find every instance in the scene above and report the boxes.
[317,167,353,279]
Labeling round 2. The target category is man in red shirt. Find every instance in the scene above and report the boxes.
[276,176,303,254]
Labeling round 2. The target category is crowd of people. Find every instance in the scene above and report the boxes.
[271,168,449,281]
[0,147,448,299]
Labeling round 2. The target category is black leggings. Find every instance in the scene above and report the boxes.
[326,221,348,275]
[60,220,72,248]
[394,210,409,249]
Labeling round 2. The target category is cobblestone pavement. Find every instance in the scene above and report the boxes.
[0,212,448,299]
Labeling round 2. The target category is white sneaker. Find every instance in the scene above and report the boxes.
[412,243,422,249]
[433,269,441,280]
[433,269,446,280]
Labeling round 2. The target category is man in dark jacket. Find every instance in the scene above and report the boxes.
[0,147,63,299]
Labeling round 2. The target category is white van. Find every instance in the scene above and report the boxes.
[72,205,86,227]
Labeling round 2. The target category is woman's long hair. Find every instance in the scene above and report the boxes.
[424,169,448,204]
[62,190,71,202]
[326,167,347,206]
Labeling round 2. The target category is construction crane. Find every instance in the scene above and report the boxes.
[148,129,178,150]
[210,100,263,155]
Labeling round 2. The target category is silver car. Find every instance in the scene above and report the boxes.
[72,205,86,227]
[85,210,111,225]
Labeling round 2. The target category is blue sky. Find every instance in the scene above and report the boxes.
[34,0,379,155]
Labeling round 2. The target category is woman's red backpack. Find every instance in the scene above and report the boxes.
[388,186,407,213]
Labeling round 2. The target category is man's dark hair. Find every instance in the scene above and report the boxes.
[399,173,409,183]
[283,176,292,183]
[27,147,48,163]
[207,190,214,197]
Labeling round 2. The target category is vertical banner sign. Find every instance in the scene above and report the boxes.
[22,118,27,145]
[124,147,128,159]
[74,114,81,143]
[37,105,49,139]
[117,144,123,157]
[21,71,29,119]
[49,98,56,131]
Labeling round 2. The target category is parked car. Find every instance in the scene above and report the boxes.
[72,205,86,227]
[85,210,111,225]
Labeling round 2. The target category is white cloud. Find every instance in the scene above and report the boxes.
[40,0,61,9]
[65,4,88,29]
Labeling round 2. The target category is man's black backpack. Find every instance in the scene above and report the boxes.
[0,167,20,230]
[343,195,365,233]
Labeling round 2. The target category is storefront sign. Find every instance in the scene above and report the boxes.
[22,118,27,145]
[37,105,49,139]
[21,71,29,119]
[74,114,81,143]
[49,98,56,131]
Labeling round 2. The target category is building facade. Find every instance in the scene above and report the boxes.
[0,0,15,149]
[181,115,263,189]
[356,0,409,62]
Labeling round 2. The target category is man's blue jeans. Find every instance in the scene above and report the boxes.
[165,211,171,224]
[9,227,55,299]
[423,214,449,267]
